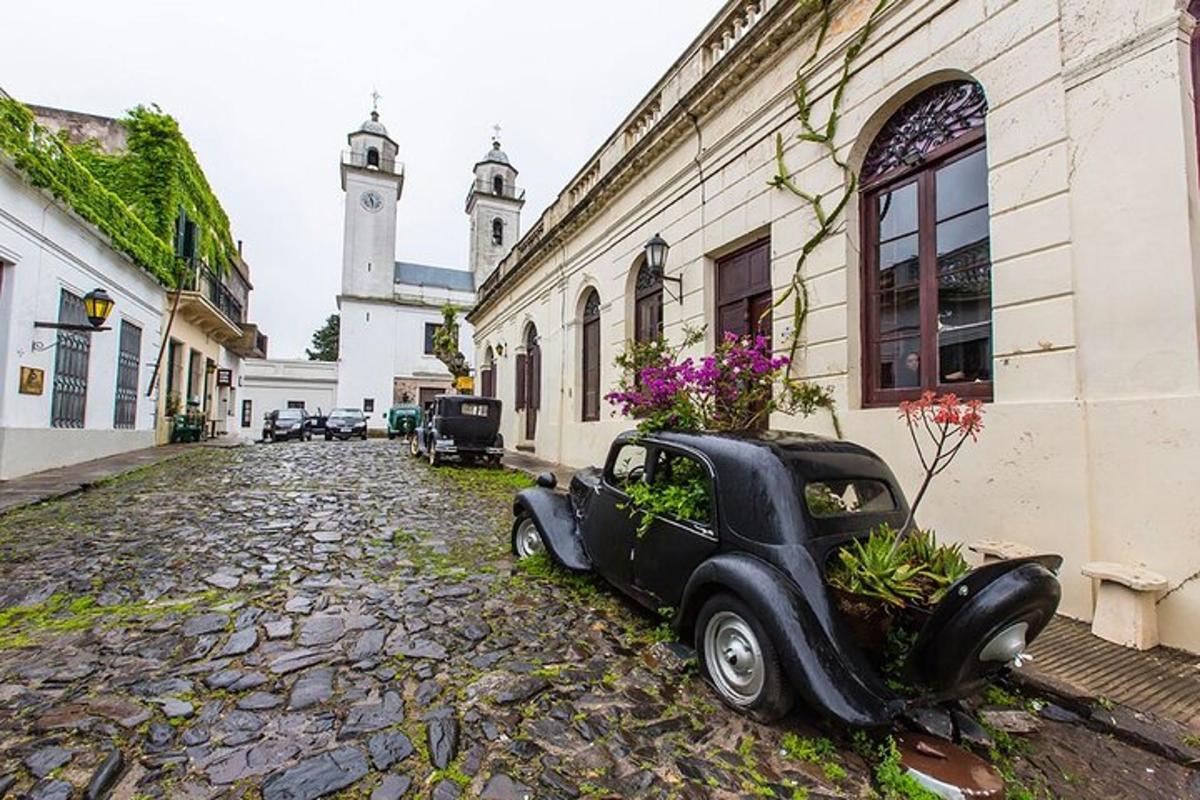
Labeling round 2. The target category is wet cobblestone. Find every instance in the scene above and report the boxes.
[0,441,1193,799]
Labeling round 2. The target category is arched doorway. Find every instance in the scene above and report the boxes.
[516,323,540,441]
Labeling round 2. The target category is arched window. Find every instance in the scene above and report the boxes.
[492,218,504,246]
[634,259,663,342]
[366,147,380,168]
[492,174,505,196]
[861,80,992,406]
[480,346,496,398]
[581,289,601,421]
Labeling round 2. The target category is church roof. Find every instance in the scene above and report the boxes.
[359,110,389,137]
[394,261,475,293]
[476,140,514,171]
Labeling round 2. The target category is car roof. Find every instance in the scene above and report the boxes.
[615,429,907,544]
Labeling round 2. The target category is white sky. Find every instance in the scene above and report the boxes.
[1,0,725,357]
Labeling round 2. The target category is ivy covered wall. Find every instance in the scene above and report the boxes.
[0,98,237,287]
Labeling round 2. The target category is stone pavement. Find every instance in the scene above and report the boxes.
[0,440,1194,799]
[0,437,242,514]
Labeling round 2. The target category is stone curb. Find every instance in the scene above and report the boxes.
[1012,668,1200,767]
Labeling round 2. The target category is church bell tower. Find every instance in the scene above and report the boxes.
[340,102,404,300]
[465,130,524,288]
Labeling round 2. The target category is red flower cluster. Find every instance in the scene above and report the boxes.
[898,391,984,440]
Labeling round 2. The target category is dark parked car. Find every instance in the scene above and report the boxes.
[511,430,1062,727]
[263,408,310,442]
[304,408,329,437]
[410,395,503,466]
[324,408,368,441]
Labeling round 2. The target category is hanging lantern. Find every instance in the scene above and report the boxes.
[83,288,115,329]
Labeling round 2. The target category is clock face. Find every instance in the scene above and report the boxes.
[360,190,384,212]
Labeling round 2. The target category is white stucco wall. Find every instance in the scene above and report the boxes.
[239,358,338,436]
[0,159,164,479]
[471,0,1200,650]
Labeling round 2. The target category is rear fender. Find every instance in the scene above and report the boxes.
[514,488,592,572]
[678,553,901,728]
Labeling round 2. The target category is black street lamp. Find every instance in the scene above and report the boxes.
[33,287,116,344]
[645,233,683,303]
[83,288,115,329]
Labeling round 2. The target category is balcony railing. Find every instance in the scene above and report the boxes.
[341,150,404,175]
[181,259,243,325]
[465,179,526,206]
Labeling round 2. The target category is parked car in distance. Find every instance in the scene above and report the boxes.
[410,395,504,466]
[304,408,329,438]
[325,408,368,440]
[385,404,423,440]
[263,408,310,442]
[511,430,1062,727]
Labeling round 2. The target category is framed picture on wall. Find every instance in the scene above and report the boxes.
[19,366,45,395]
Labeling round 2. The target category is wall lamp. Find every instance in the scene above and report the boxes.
[646,234,682,304]
[32,288,116,351]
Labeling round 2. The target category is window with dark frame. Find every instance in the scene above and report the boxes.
[581,289,601,421]
[366,147,380,168]
[241,399,253,427]
[492,174,504,195]
[50,289,90,428]
[424,322,440,355]
[287,400,305,410]
[492,218,504,246]
[634,259,663,343]
[364,398,375,413]
[860,80,993,407]
[113,320,141,429]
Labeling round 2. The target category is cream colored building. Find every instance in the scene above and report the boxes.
[469,0,1200,651]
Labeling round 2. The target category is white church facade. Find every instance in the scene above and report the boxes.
[242,109,521,431]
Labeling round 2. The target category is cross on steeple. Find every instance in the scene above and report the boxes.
[492,123,502,143]
[371,88,382,114]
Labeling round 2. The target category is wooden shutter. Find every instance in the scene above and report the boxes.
[582,319,600,420]
[515,353,527,410]
[530,346,541,411]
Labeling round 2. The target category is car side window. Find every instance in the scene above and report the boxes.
[608,443,648,490]
[647,449,713,529]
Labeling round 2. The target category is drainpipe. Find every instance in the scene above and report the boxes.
[555,242,568,467]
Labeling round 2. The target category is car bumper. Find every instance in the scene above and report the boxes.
[433,441,504,456]
[328,429,366,438]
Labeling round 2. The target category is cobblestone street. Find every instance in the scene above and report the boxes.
[0,442,1194,799]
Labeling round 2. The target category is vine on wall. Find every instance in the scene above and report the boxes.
[767,0,890,432]
[0,98,238,286]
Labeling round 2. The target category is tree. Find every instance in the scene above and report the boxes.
[307,313,340,361]
[431,304,470,382]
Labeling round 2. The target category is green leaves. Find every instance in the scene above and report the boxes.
[827,524,969,609]
[0,98,237,285]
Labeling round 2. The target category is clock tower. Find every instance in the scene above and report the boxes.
[339,107,404,300]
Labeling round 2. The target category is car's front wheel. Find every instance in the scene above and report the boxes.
[696,593,793,722]
[511,514,544,560]
[409,437,420,457]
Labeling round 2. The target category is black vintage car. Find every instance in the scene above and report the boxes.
[511,430,1061,727]
[262,408,310,442]
[324,407,368,441]
[410,395,504,466]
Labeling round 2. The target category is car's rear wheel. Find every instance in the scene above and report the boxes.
[409,436,420,457]
[696,593,793,721]
[511,514,544,559]
[428,447,439,467]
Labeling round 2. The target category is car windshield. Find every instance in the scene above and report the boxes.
[277,409,304,420]
[330,408,364,419]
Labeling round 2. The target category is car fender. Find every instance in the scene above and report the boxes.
[678,552,901,728]
[513,488,592,572]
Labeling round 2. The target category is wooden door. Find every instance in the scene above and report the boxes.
[716,239,772,428]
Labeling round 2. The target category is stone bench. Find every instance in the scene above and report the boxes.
[968,539,1037,565]
[1081,561,1169,650]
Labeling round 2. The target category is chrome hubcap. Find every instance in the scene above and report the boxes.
[515,519,543,559]
[979,621,1030,666]
[704,611,764,706]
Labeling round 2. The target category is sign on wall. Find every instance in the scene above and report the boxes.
[455,376,474,392]
[216,369,233,387]
[19,366,44,395]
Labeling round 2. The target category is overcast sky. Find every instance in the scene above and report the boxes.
[2,0,725,357]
